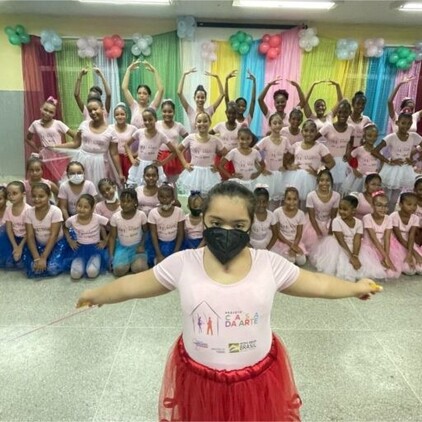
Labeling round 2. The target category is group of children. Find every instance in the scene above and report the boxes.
[1,63,420,281]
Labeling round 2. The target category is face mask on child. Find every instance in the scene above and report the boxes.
[69,174,84,185]
[105,191,119,204]
[190,208,202,217]
[203,226,250,265]
[160,202,174,211]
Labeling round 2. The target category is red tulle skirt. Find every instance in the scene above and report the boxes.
[214,155,235,181]
[119,153,132,179]
[158,150,184,176]
[159,334,302,421]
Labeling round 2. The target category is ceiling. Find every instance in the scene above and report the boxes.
[1,0,422,26]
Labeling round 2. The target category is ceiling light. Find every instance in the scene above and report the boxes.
[397,2,422,11]
[233,0,336,10]
[78,0,172,5]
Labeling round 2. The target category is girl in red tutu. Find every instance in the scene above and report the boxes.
[77,181,382,422]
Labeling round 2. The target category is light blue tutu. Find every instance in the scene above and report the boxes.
[230,178,256,191]
[379,164,415,190]
[127,159,167,188]
[255,170,286,201]
[178,166,221,196]
[24,237,72,279]
[340,172,365,195]
[113,241,147,268]
[331,157,349,186]
[283,169,317,201]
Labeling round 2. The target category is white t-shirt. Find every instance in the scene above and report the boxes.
[24,205,64,244]
[110,210,147,247]
[291,142,330,171]
[383,132,422,161]
[306,190,340,223]
[58,180,97,216]
[250,211,276,249]
[94,201,121,221]
[390,211,419,242]
[351,146,380,174]
[212,122,242,151]
[65,213,108,244]
[184,215,204,240]
[332,216,363,248]
[153,248,299,369]
[147,207,185,241]
[4,204,32,237]
[273,208,305,242]
[28,119,69,148]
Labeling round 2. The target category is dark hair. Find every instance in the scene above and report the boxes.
[238,127,258,147]
[226,101,238,112]
[235,97,247,107]
[352,91,367,106]
[89,85,103,96]
[77,193,95,209]
[397,112,413,122]
[120,188,138,208]
[195,111,211,124]
[338,99,352,113]
[0,186,8,199]
[137,84,152,96]
[67,161,85,173]
[415,176,422,190]
[87,97,103,107]
[269,112,283,125]
[194,84,207,98]
[254,186,270,201]
[302,119,318,131]
[365,173,381,185]
[284,186,299,198]
[31,182,51,196]
[203,181,256,223]
[273,89,289,101]
[7,181,25,193]
[161,99,175,110]
[317,168,334,186]
[158,182,175,197]
[400,97,414,110]
[342,195,359,209]
[142,107,157,120]
[26,156,43,172]
[188,190,203,208]
[114,103,128,114]
[143,164,159,176]
[399,191,417,204]
[314,98,326,107]
[289,108,303,120]
[98,178,115,192]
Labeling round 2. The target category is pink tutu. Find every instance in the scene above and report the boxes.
[302,215,330,256]
[272,240,307,266]
[390,235,422,275]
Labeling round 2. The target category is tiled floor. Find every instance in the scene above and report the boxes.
[0,268,421,422]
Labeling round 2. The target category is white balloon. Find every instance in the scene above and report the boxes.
[85,47,95,58]
[364,39,374,49]
[77,38,88,49]
[415,51,422,62]
[336,49,348,60]
[367,45,378,57]
[142,47,151,57]
[138,39,148,50]
[347,40,359,51]
[132,32,142,42]
[337,39,348,49]
[87,37,98,48]
[185,15,196,27]
[144,35,153,45]
[307,28,316,37]
[131,44,141,56]
[310,36,320,47]
[78,49,87,58]
[186,27,195,39]
[347,51,356,60]
[375,38,385,47]
[201,50,209,59]
[299,38,307,48]
[305,46,313,52]
[375,48,384,58]
[415,40,422,50]
[298,29,306,38]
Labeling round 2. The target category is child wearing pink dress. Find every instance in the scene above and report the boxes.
[390,192,422,275]
[25,97,74,182]
[280,109,304,145]
[272,187,307,266]
[303,169,340,262]
[135,164,159,217]
[355,174,382,220]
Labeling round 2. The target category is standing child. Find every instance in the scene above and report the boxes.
[348,91,372,148]
[317,100,354,192]
[24,183,71,278]
[110,103,138,178]
[156,99,189,187]
[25,97,75,182]
[373,112,421,207]
[219,128,265,191]
[177,112,226,196]
[183,191,204,249]
[147,184,185,265]
[24,157,59,206]
[284,119,335,209]
[361,191,400,279]
[281,109,304,145]
[390,192,422,275]
[250,186,278,250]
[58,161,97,220]
[109,188,148,277]
[303,169,340,261]
[64,194,109,280]
[355,173,382,220]
[254,113,291,209]
[0,186,10,268]
[126,108,175,187]
[4,181,31,269]
[341,123,381,195]
[272,187,307,266]
[136,165,159,217]
[95,178,121,221]
[313,195,364,281]
[77,181,382,422]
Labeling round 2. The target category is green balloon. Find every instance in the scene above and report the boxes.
[20,33,30,44]
[408,51,416,61]
[229,34,237,43]
[396,58,408,69]
[231,40,240,52]
[236,31,246,43]
[4,26,15,36]
[389,52,399,64]
[397,47,409,59]
[239,42,250,55]
[15,24,26,35]
[245,34,253,45]
[9,34,21,45]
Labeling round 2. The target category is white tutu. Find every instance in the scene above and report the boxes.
[255,170,286,201]
[230,178,256,191]
[313,235,364,281]
[379,164,415,190]
[127,159,167,188]
[283,169,316,201]
[340,171,364,195]
[250,232,272,249]
[331,157,349,187]
[178,166,221,195]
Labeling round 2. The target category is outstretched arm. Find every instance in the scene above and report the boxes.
[225,70,237,107]
[74,67,88,113]
[143,61,164,109]
[122,60,141,107]
[302,81,321,118]
[207,71,225,112]
[177,68,196,112]
[247,70,257,119]
[388,76,414,119]
[93,67,112,114]
[329,80,343,116]
[287,80,306,109]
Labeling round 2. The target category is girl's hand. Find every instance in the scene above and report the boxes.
[128,60,141,72]
[414,251,422,265]
[250,171,260,180]
[349,255,362,270]
[68,239,79,251]
[80,67,88,76]
[246,70,256,80]
[13,246,22,262]
[205,71,218,78]
[184,67,197,75]
[232,172,244,179]
[34,257,47,272]
[354,279,383,301]
[227,70,237,79]
[93,66,103,76]
[210,164,219,173]
[184,163,194,172]
[156,253,165,264]
[97,240,107,250]
[288,164,300,171]
[401,75,415,84]
[352,168,363,178]
[118,173,126,184]
[262,169,272,176]
[142,61,156,73]
[405,254,415,268]
[152,159,163,167]
[76,289,102,308]
[306,167,318,177]
[342,154,350,162]
[268,76,282,86]
[131,157,140,166]
[136,245,145,254]
[286,79,299,87]
[382,257,396,271]
[291,244,303,255]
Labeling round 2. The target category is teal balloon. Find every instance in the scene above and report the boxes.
[9,34,21,45]
[231,40,240,52]
[4,26,15,36]
[245,34,253,45]
[396,58,408,69]
[389,52,399,64]
[238,42,250,55]
[15,24,26,35]
[408,51,416,61]
[397,47,409,59]
[236,31,246,43]
[20,33,30,44]
[229,34,237,43]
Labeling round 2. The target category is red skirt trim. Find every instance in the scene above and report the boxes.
[159,334,302,421]
[119,154,132,179]
[158,150,184,176]
[214,155,235,181]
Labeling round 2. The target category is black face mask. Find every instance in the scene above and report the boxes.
[203,226,250,265]
[190,208,202,217]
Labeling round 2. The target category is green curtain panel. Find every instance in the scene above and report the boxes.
[56,40,94,131]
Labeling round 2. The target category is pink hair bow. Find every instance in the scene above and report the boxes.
[46,96,58,106]
[371,189,385,198]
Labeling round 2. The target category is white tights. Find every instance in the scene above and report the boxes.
[71,255,101,280]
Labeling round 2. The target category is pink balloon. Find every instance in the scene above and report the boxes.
[269,35,281,48]
[262,34,271,43]
[103,36,114,50]
[259,42,270,55]
[267,47,278,60]
[110,46,122,58]
[105,49,114,59]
